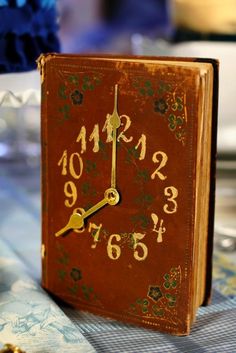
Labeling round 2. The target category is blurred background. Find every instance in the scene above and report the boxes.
[0,0,235,266]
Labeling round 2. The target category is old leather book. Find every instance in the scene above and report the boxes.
[38,54,218,335]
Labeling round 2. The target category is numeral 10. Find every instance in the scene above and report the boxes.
[58,150,83,207]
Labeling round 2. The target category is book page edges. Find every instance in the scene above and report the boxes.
[192,64,214,321]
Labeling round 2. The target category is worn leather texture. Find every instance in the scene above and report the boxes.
[40,54,218,335]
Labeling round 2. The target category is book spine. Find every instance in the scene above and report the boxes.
[39,56,50,289]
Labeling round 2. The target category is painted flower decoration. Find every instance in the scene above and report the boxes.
[147,285,163,302]
[82,284,94,301]
[82,76,95,90]
[70,268,82,281]
[172,97,183,111]
[154,98,168,114]
[175,130,186,142]
[168,114,183,131]
[152,304,164,317]
[158,81,172,94]
[136,298,149,313]
[166,293,176,307]
[71,90,83,105]
[163,273,177,289]
[140,81,154,96]
[85,160,98,175]
[68,74,79,85]
[131,213,150,230]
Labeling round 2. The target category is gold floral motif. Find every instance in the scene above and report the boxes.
[127,266,182,324]
[132,77,187,145]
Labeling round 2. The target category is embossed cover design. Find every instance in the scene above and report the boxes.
[39,54,218,335]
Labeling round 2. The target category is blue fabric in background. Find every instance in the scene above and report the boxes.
[63,0,172,54]
[0,0,56,9]
[0,0,60,73]
[110,0,170,32]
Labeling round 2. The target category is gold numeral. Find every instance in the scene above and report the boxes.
[163,186,178,214]
[64,181,77,207]
[107,234,121,260]
[69,152,83,180]
[151,151,168,180]
[58,149,68,175]
[135,134,146,160]
[102,114,113,142]
[77,124,100,153]
[89,222,102,249]
[89,124,100,153]
[151,213,166,242]
[132,232,148,261]
[76,126,86,154]
[117,114,133,143]
[58,150,83,180]
[103,113,134,144]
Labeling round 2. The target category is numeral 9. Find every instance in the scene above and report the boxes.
[64,181,77,207]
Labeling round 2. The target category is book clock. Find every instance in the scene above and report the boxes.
[38,54,218,335]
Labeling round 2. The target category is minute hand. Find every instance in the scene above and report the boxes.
[109,84,121,189]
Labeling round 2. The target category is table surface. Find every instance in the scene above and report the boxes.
[0,157,236,353]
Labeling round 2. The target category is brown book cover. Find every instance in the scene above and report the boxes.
[38,54,218,335]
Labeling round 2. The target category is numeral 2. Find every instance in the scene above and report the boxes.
[151,151,168,180]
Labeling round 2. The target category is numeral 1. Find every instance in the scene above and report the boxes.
[89,124,100,153]
[135,134,146,160]
[102,114,113,143]
[76,126,86,153]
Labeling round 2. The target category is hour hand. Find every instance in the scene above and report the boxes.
[55,213,84,237]
[55,188,120,237]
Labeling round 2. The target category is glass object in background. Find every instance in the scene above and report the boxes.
[0,71,40,163]
[0,0,59,163]
[0,106,40,162]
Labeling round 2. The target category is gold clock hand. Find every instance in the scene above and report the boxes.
[55,188,120,237]
[109,84,121,189]
[55,213,86,237]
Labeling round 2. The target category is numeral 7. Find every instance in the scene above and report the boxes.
[89,222,102,249]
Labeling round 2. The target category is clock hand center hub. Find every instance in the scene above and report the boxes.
[104,187,120,206]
